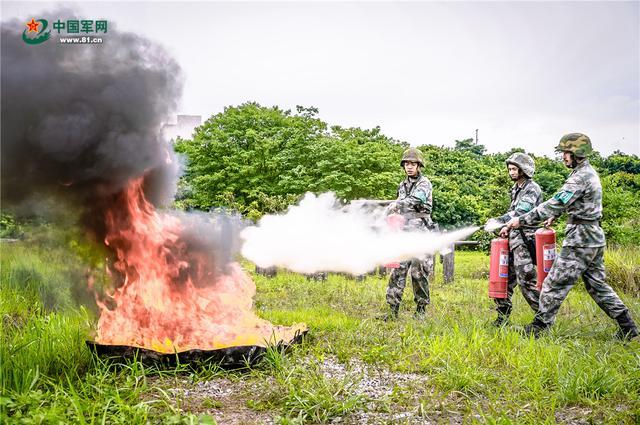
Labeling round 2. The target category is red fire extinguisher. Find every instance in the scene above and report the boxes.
[535,228,556,291]
[489,237,509,298]
[384,214,405,269]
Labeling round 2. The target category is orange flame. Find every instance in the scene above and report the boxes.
[94,178,304,353]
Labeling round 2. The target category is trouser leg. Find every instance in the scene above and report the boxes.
[386,260,410,307]
[535,246,588,326]
[581,247,629,320]
[512,244,540,313]
[410,255,432,307]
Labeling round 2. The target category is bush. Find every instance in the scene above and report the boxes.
[0,213,23,239]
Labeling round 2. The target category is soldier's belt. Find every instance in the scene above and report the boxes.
[567,216,600,225]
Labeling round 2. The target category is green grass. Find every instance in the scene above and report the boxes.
[605,246,640,295]
[1,232,639,424]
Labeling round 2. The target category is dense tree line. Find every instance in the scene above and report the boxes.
[174,102,640,246]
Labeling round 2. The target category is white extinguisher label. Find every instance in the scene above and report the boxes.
[499,249,509,277]
[543,243,556,272]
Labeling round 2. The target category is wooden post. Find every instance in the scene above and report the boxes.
[438,240,479,284]
[429,254,436,278]
[441,246,455,284]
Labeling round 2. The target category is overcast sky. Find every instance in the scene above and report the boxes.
[3,1,639,156]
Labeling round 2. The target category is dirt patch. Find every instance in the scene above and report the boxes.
[146,357,467,424]
[554,406,595,425]
[303,356,464,424]
[147,375,274,425]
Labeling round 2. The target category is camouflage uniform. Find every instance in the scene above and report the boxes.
[494,176,542,321]
[518,134,637,338]
[386,172,435,311]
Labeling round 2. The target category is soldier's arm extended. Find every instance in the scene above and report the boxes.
[396,180,433,213]
[519,174,585,226]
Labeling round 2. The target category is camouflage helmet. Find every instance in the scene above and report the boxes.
[400,148,425,167]
[505,152,535,178]
[555,133,593,158]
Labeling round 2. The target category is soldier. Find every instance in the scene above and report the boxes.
[382,148,435,320]
[506,133,639,340]
[487,153,542,326]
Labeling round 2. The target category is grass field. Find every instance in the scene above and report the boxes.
[1,232,639,424]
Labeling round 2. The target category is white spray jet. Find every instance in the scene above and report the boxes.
[241,192,478,275]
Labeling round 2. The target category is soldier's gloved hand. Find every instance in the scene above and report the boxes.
[484,218,502,233]
[506,217,521,229]
[543,217,555,228]
[499,226,509,238]
[386,202,399,214]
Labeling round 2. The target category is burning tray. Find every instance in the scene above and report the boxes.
[86,327,308,368]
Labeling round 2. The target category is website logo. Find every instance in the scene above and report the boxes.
[21,17,108,45]
[22,18,51,45]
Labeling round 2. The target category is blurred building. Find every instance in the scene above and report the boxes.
[163,115,202,141]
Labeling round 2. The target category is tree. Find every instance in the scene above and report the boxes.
[454,138,486,156]
[601,152,640,175]
[174,103,404,218]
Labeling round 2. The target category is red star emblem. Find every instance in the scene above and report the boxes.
[26,18,40,33]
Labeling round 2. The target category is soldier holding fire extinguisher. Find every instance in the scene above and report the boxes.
[486,153,542,327]
[381,148,435,321]
[506,133,639,340]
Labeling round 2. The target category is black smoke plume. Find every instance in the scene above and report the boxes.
[1,11,182,221]
[1,11,241,294]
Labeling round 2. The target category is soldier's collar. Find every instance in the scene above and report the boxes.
[575,159,589,169]
[512,178,529,189]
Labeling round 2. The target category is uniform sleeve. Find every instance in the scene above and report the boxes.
[397,180,432,213]
[497,185,538,223]
[496,212,513,224]
[521,174,584,225]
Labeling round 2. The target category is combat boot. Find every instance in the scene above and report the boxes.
[520,317,548,339]
[413,304,426,320]
[492,305,511,327]
[614,311,639,341]
[377,304,399,321]
[492,315,509,327]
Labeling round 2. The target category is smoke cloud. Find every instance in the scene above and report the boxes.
[241,192,478,275]
[1,10,182,220]
[1,11,242,287]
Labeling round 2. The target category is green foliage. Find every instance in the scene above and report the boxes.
[174,103,405,220]
[454,137,486,156]
[605,247,640,295]
[0,233,97,396]
[274,366,364,423]
[601,151,640,175]
[0,213,22,239]
[175,102,639,246]
[600,173,640,246]
[418,146,505,228]
[531,155,569,198]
